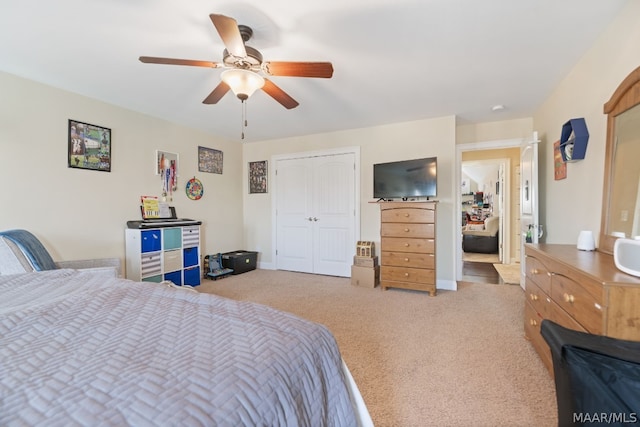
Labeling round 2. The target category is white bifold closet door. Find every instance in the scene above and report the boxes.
[275,153,356,277]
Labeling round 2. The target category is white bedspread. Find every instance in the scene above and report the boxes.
[0,269,361,426]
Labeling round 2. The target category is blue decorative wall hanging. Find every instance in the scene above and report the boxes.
[559,118,589,162]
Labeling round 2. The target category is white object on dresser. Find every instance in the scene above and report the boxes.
[614,237,640,277]
[576,230,596,251]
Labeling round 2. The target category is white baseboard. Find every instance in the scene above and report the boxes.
[437,279,457,292]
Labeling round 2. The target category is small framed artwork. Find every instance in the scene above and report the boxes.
[198,146,223,174]
[156,150,179,197]
[249,160,268,194]
[553,140,567,180]
[68,119,111,172]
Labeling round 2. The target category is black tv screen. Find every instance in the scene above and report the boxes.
[374,157,437,200]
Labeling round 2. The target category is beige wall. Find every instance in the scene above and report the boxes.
[0,71,244,266]
[243,116,459,289]
[533,0,640,246]
[457,118,533,145]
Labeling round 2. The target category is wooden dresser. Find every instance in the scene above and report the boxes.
[524,244,640,373]
[379,201,437,296]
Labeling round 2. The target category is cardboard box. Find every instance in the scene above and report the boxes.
[353,255,379,268]
[351,265,380,288]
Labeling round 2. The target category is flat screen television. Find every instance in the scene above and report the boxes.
[373,157,437,200]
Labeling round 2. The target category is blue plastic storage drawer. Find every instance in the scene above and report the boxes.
[141,229,162,253]
[183,247,199,268]
[164,270,182,286]
[184,267,201,286]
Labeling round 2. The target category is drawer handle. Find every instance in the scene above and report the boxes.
[404,243,410,247]
[404,228,410,232]
[531,268,538,275]
[563,293,575,304]
[529,293,538,301]
[529,319,538,327]
[404,258,409,262]
[404,213,410,217]
[404,273,409,277]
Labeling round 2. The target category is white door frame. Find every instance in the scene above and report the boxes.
[455,138,523,283]
[271,146,361,273]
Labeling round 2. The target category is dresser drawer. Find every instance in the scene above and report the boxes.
[551,273,604,334]
[381,266,435,285]
[381,237,434,253]
[381,223,434,238]
[550,299,588,333]
[381,208,434,223]
[382,251,434,269]
[524,254,551,295]
[525,279,551,319]
[524,301,552,373]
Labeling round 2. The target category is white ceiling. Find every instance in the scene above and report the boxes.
[462,163,499,187]
[0,0,628,142]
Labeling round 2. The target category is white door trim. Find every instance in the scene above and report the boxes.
[271,146,361,273]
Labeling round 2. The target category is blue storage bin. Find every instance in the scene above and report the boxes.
[184,267,201,286]
[141,229,161,253]
[164,270,182,286]
[183,246,199,268]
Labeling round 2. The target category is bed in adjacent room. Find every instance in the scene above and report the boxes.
[0,267,372,426]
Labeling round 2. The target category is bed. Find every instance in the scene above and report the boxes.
[0,231,372,426]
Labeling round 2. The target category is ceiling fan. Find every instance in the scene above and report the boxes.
[139,13,334,110]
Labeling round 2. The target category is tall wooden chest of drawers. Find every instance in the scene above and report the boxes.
[379,201,437,296]
[524,244,640,374]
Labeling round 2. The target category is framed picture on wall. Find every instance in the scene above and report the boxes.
[156,150,179,198]
[68,119,111,172]
[249,160,268,194]
[198,146,223,174]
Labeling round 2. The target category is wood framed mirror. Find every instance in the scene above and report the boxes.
[600,65,640,254]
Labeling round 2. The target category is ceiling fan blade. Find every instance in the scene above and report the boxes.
[209,14,246,58]
[202,82,230,104]
[262,79,299,109]
[263,62,334,78]
[139,56,222,68]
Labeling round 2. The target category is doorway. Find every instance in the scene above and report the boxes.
[456,140,522,285]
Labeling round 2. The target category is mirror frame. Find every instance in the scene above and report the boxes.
[600,65,640,254]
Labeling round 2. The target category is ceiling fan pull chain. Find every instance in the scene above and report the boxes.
[241,99,245,140]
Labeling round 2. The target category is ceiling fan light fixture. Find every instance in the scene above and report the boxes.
[221,69,265,101]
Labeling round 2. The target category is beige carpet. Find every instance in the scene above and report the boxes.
[198,270,556,427]
[493,263,521,285]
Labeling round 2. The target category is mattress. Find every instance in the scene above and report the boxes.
[0,269,367,426]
